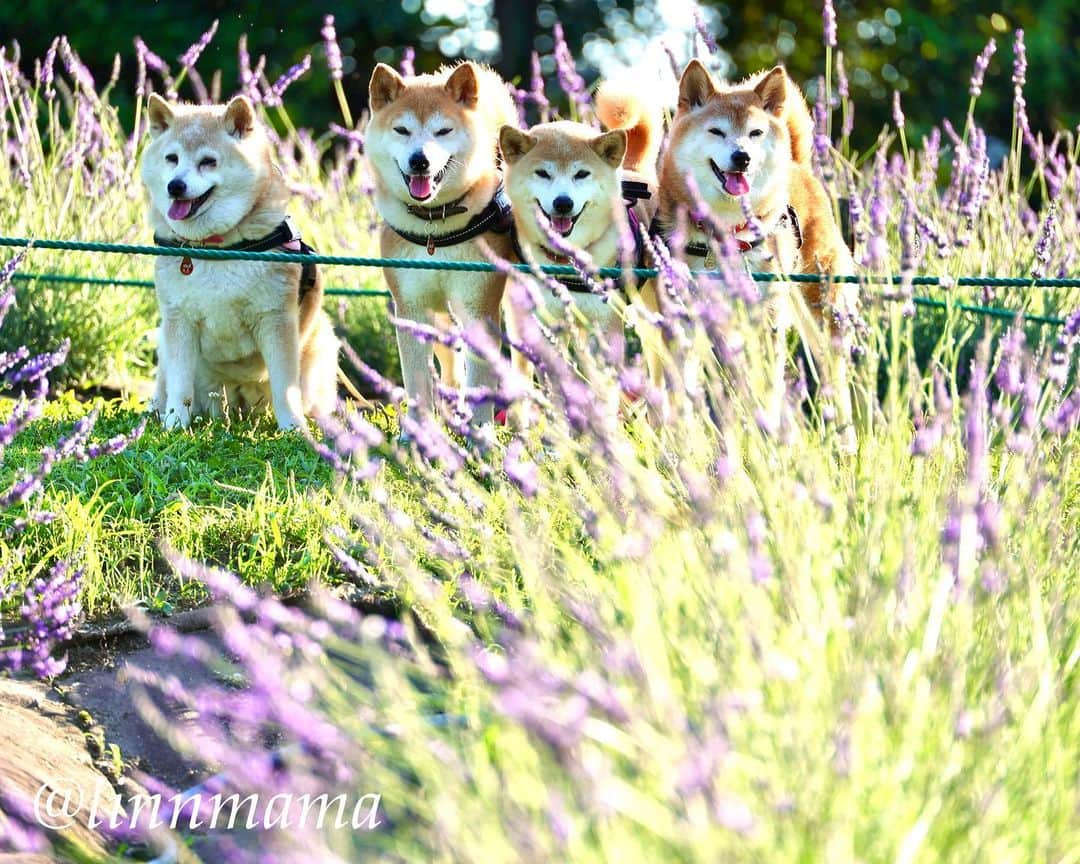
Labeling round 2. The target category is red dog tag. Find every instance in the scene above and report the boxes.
[426,234,436,255]
[180,256,193,275]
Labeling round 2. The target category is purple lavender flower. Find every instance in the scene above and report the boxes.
[1032,201,1056,279]
[822,0,838,48]
[504,438,538,497]
[38,37,58,100]
[400,46,415,78]
[237,35,265,104]
[179,19,219,71]
[0,562,83,678]
[912,369,953,456]
[1012,29,1038,156]
[529,50,549,119]
[135,36,176,98]
[863,150,890,270]
[694,10,720,54]
[57,37,95,96]
[552,22,589,115]
[135,37,168,75]
[837,52,854,138]
[1012,29,1027,89]
[322,15,343,82]
[0,788,49,853]
[970,38,996,98]
[892,90,905,131]
[265,55,311,107]
[994,327,1025,396]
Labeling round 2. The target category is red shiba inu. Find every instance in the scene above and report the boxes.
[655,61,857,447]
[657,60,854,290]
[366,61,518,429]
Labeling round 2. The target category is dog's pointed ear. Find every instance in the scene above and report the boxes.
[678,59,716,112]
[147,93,174,138]
[590,129,627,168]
[754,66,787,116]
[499,126,535,164]
[369,63,405,112]
[223,96,256,138]
[445,62,480,108]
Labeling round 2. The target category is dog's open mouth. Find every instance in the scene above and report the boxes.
[709,160,750,197]
[167,186,215,221]
[538,201,584,237]
[402,168,447,201]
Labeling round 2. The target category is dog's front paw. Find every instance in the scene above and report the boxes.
[275,412,306,432]
[162,403,192,430]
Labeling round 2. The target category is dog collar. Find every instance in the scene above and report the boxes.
[405,192,470,222]
[388,186,513,255]
[509,189,647,296]
[653,205,803,260]
[153,216,319,296]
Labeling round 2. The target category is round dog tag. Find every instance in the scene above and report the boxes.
[180,256,193,275]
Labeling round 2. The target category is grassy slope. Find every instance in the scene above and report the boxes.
[0,393,347,616]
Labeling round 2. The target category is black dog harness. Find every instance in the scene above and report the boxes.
[388,186,514,254]
[510,179,652,294]
[652,204,803,261]
[153,217,319,297]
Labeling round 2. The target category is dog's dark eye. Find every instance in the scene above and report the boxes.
[708,128,726,138]
[165,154,178,164]
[535,169,551,180]
[434,127,453,137]
[749,129,764,138]
[199,157,217,169]
[393,126,409,136]
[574,169,590,180]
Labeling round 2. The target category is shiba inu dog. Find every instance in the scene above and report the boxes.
[656,59,855,309]
[141,94,338,431]
[366,61,518,428]
[498,80,662,366]
[655,61,857,448]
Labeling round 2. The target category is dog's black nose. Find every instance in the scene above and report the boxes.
[731,150,751,170]
[408,151,429,173]
[552,195,574,215]
[167,178,187,198]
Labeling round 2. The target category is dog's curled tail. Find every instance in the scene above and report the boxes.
[595,77,663,174]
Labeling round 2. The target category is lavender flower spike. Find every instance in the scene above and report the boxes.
[179,19,219,70]
[265,55,311,107]
[322,15,343,82]
[822,0,838,48]
[892,90,905,131]
[970,38,996,98]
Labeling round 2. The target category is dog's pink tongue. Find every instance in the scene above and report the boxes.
[408,174,432,199]
[723,172,750,196]
[168,198,194,220]
[551,215,574,235]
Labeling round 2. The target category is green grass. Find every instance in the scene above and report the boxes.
[0,393,348,616]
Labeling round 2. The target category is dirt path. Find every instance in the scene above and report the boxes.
[0,619,223,862]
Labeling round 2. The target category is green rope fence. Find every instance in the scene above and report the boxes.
[10,272,389,298]
[1,235,1074,326]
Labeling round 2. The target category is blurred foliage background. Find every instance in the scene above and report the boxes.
[2,1,1076,153]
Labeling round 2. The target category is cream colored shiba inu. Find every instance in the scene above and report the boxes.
[365,61,518,428]
[141,94,338,431]
[498,80,661,364]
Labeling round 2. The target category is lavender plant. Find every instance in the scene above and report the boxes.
[0,254,145,678]
[1,16,1079,864]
